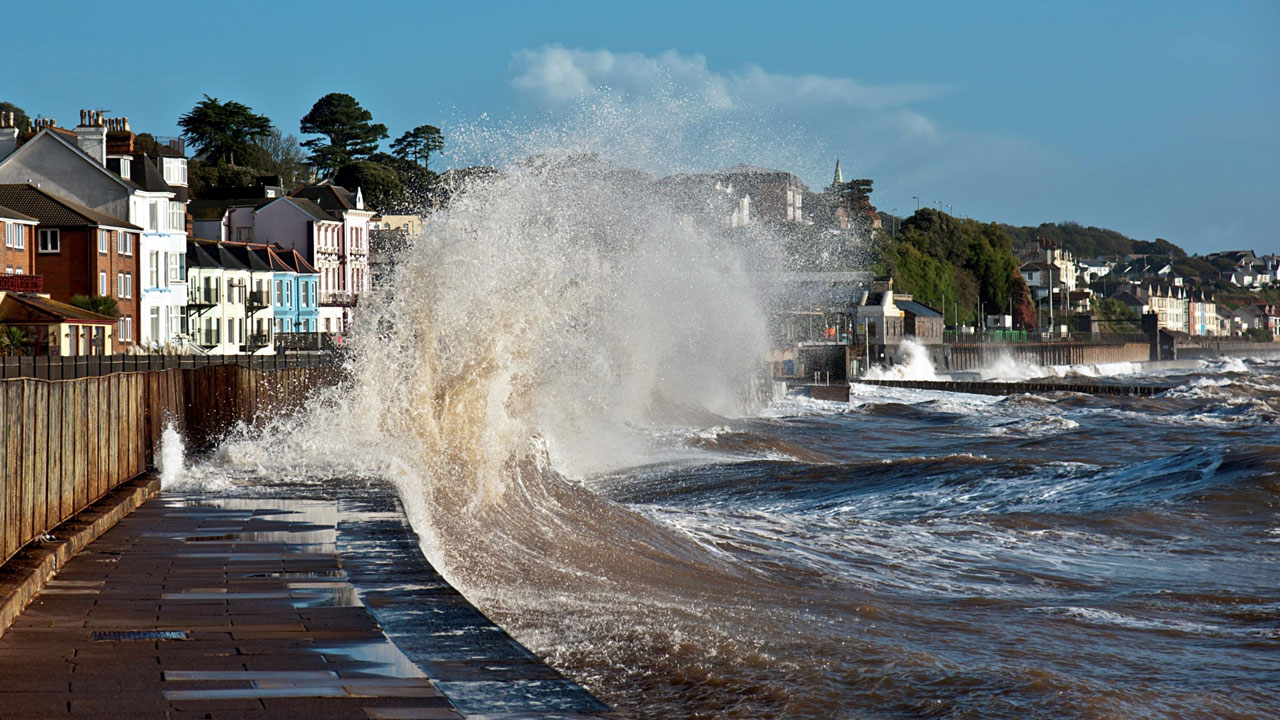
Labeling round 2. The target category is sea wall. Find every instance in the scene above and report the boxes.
[943,342,1150,371]
[0,365,340,566]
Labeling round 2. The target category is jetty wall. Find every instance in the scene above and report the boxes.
[0,365,339,566]
[943,342,1149,371]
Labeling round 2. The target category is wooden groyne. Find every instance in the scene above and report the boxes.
[0,364,340,566]
[853,379,1162,397]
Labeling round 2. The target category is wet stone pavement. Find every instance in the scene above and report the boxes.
[0,492,612,719]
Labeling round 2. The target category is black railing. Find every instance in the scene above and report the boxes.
[275,332,330,351]
[320,291,356,307]
[247,290,270,309]
[0,352,338,381]
[188,288,220,305]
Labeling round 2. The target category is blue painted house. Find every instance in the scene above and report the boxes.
[268,246,319,336]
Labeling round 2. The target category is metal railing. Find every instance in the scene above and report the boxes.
[188,287,220,305]
[319,291,356,307]
[0,352,338,381]
[247,290,270,309]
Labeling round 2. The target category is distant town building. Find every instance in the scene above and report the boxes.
[698,164,806,223]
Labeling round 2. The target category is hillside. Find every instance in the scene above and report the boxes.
[1001,221,1186,260]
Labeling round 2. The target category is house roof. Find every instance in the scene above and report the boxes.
[262,196,337,224]
[0,292,115,325]
[126,153,172,194]
[0,184,141,230]
[188,197,273,221]
[223,244,273,271]
[187,239,249,270]
[0,128,140,194]
[0,203,36,223]
[291,184,359,214]
[896,299,942,318]
[272,247,318,275]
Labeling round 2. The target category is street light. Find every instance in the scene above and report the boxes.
[912,196,920,211]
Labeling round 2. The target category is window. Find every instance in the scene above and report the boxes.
[117,272,124,297]
[149,202,160,232]
[285,281,291,305]
[168,251,185,282]
[169,306,184,337]
[99,271,107,295]
[150,307,160,342]
[236,227,252,243]
[5,222,25,249]
[149,251,161,288]
[275,280,283,305]
[169,201,183,232]
[38,228,59,253]
[118,315,132,342]
[98,229,109,254]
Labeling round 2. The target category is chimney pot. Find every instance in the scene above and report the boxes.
[123,118,130,132]
[80,109,87,125]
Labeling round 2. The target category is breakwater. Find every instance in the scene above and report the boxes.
[855,379,1161,397]
[943,341,1151,371]
[0,363,340,566]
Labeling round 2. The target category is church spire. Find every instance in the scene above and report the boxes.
[833,158,843,185]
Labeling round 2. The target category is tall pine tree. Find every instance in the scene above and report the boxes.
[299,93,387,176]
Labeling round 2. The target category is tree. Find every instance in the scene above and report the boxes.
[0,325,31,356]
[178,95,273,166]
[0,101,30,130]
[333,161,404,213]
[300,93,388,176]
[250,128,311,189]
[71,294,120,319]
[368,152,439,210]
[390,124,444,169]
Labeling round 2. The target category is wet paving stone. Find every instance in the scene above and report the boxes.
[0,491,613,718]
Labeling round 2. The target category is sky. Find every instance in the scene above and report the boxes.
[3,0,1277,255]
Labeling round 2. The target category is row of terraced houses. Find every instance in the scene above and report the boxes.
[0,110,374,356]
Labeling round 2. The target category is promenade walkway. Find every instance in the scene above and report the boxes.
[0,491,611,719]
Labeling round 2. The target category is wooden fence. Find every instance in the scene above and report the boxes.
[0,365,341,565]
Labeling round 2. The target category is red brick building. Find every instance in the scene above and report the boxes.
[0,202,38,285]
[0,184,142,350]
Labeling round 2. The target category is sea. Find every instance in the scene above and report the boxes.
[167,154,1280,719]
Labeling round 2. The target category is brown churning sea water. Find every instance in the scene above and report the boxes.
[180,152,1279,719]
[192,356,1280,719]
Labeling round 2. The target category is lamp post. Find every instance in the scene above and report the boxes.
[913,196,920,212]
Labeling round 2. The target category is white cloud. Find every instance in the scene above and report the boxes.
[497,45,1077,228]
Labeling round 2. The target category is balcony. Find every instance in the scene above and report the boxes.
[196,329,221,348]
[275,332,329,351]
[320,291,357,307]
[188,288,220,307]
[0,274,43,293]
[246,290,270,311]
[242,332,272,354]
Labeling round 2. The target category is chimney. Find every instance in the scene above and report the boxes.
[75,109,107,165]
[0,113,17,160]
[106,115,135,155]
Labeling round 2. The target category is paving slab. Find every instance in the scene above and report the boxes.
[0,491,613,718]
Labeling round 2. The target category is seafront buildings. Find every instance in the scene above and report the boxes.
[0,104,1275,360]
[0,109,371,356]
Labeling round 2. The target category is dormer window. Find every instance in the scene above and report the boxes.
[162,158,188,186]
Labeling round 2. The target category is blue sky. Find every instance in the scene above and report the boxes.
[4,0,1276,255]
